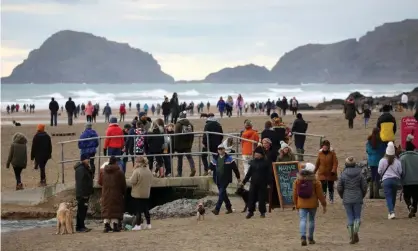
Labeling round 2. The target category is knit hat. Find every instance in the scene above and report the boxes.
[345,156,356,167]
[254,146,264,155]
[217,144,225,149]
[179,111,187,119]
[244,120,252,127]
[85,122,92,129]
[262,138,272,145]
[386,141,395,156]
[304,163,315,173]
[110,117,118,123]
[124,124,132,129]
[138,112,146,118]
[80,153,90,161]
[37,124,45,132]
[270,112,279,120]
[280,140,289,150]
[407,134,414,142]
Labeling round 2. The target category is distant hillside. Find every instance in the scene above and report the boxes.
[1,30,174,83]
[270,19,418,84]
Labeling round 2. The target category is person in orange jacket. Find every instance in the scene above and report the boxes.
[241,120,260,175]
[104,117,125,170]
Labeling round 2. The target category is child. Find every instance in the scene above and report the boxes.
[221,137,235,154]
[293,163,327,246]
[6,133,28,190]
[337,157,367,244]
[363,104,371,128]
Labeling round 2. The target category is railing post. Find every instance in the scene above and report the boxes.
[198,134,201,176]
[169,134,173,177]
[98,136,102,180]
[206,132,211,169]
[61,143,65,184]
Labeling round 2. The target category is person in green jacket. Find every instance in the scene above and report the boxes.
[277,140,296,162]
[400,134,418,218]
[6,132,28,190]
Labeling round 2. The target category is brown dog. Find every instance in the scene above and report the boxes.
[56,202,74,235]
[200,113,209,119]
[196,202,205,221]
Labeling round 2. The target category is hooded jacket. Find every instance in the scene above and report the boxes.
[337,165,367,204]
[74,161,94,198]
[241,128,260,155]
[104,124,124,149]
[129,162,153,198]
[7,133,28,168]
[174,118,194,152]
[315,148,338,181]
[31,131,52,162]
[78,128,99,155]
[209,153,240,185]
[202,118,224,153]
[103,105,112,115]
[293,170,326,209]
[400,151,418,186]
[98,164,126,219]
[217,99,226,112]
[344,99,358,120]
[377,112,396,142]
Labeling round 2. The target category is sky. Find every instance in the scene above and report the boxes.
[1,0,417,80]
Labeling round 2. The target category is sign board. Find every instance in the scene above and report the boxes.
[401,116,418,149]
[272,161,301,210]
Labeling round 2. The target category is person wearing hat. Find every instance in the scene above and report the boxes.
[174,111,196,177]
[209,144,240,215]
[6,132,28,190]
[400,134,418,218]
[74,153,94,232]
[104,117,124,163]
[31,124,52,186]
[377,105,396,144]
[241,120,260,175]
[78,122,99,177]
[337,157,367,244]
[293,162,327,246]
[378,141,403,219]
[242,146,272,219]
[314,140,338,203]
[277,140,296,162]
[292,113,308,161]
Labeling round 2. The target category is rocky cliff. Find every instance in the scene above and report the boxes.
[202,64,274,83]
[1,30,174,83]
[271,19,418,84]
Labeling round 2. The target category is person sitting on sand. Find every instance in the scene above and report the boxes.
[277,141,296,162]
[293,163,327,246]
[31,124,52,187]
[6,132,28,190]
[98,156,127,233]
[314,140,338,203]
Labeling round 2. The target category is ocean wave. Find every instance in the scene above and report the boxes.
[34,92,64,99]
[268,88,303,93]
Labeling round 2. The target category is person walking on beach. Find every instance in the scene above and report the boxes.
[144,103,149,115]
[337,157,367,244]
[292,113,308,161]
[170,93,180,124]
[363,104,372,128]
[103,103,112,123]
[49,98,59,126]
[119,103,126,122]
[377,105,397,144]
[265,99,272,116]
[78,122,99,178]
[281,96,289,116]
[129,156,153,230]
[344,96,360,129]
[31,124,52,186]
[74,153,94,233]
[6,132,28,190]
[202,114,224,176]
[378,142,402,219]
[217,97,226,118]
[65,97,76,126]
[210,144,240,215]
[235,94,244,117]
[241,120,260,175]
[315,140,338,203]
[174,111,196,177]
[161,97,171,125]
[290,97,299,115]
[85,101,94,123]
[293,163,327,246]
[128,102,132,111]
[104,117,124,168]
[226,96,233,117]
[366,128,386,199]
[400,134,418,218]
[98,156,127,233]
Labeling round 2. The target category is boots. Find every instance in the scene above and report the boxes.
[347,225,355,244]
[190,168,196,177]
[16,183,24,190]
[113,222,120,232]
[301,236,307,246]
[369,182,374,199]
[373,181,382,199]
[103,223,112,233]
[353,220,360,243]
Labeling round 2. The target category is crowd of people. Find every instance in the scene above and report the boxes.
[6,103,36,114]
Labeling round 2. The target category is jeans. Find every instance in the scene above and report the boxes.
[38,160,47,181]
[299,208,317,239]
[177,153,195,176]
[237,108,243,117]
[383,178,400,213]
[219,110,224,118]
[67,112,73,125]
[104,114,110,123]
[107,148,124,171]
[320,180,334,201]
[86,115,92,122]
[163,115,169,125]
[134,198,151,225]
[163,156,172,175]
[215,183,231,211]
[13,166,23,185]
[50,112,57,126]
[403,185,418,212]
[76,197,89,229]
[348,118,354,129]
[343,203,362,226]
[364,118,369,128]
[120,113,125,122]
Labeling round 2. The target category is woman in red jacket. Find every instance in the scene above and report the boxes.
[119,104,126,122]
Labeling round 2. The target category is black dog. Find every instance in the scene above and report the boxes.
[235,186,250,213]
[12,120,21,126]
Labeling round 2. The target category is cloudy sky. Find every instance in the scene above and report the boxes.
[1,0,417,80]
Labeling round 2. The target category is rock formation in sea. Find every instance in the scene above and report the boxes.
[202,64,274,83]
[1,30,174,84]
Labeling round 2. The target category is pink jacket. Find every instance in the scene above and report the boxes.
[85,104,94,116]
[235,98,244,108]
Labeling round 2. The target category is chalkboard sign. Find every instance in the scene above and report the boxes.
[272,161,301,210]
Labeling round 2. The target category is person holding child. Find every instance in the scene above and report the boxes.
[293,163,327,246]
[315,140,338,203]
[337,157,367,244]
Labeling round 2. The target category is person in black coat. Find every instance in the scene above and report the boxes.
[202,114,224,175]
[49,98,59,126]
[281,97,289,116]
[74,153,94,232]
[344,97,360,129]
[65,97,76,126]
[242,147,272,219]
[170,93,180,124]
[31,124,52,186]
[144,122,165,176]
[161,97,171,125]
[292,113,308,161]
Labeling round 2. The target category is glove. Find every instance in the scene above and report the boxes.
[103,148,107,156]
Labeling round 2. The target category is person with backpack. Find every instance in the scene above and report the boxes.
[377,104,396,144]
[315,140,338,203]
[293,163,327,246]
[378,141,402,219]
[6,132,28,190]
[400,134,418,218]
[173,111,196,177]
[337,157,368,244]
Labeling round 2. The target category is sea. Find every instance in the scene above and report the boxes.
[1,218,57,233]
[1,83,417,110]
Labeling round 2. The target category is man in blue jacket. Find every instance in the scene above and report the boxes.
[217,97,226,118]
[78,122,99,177]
